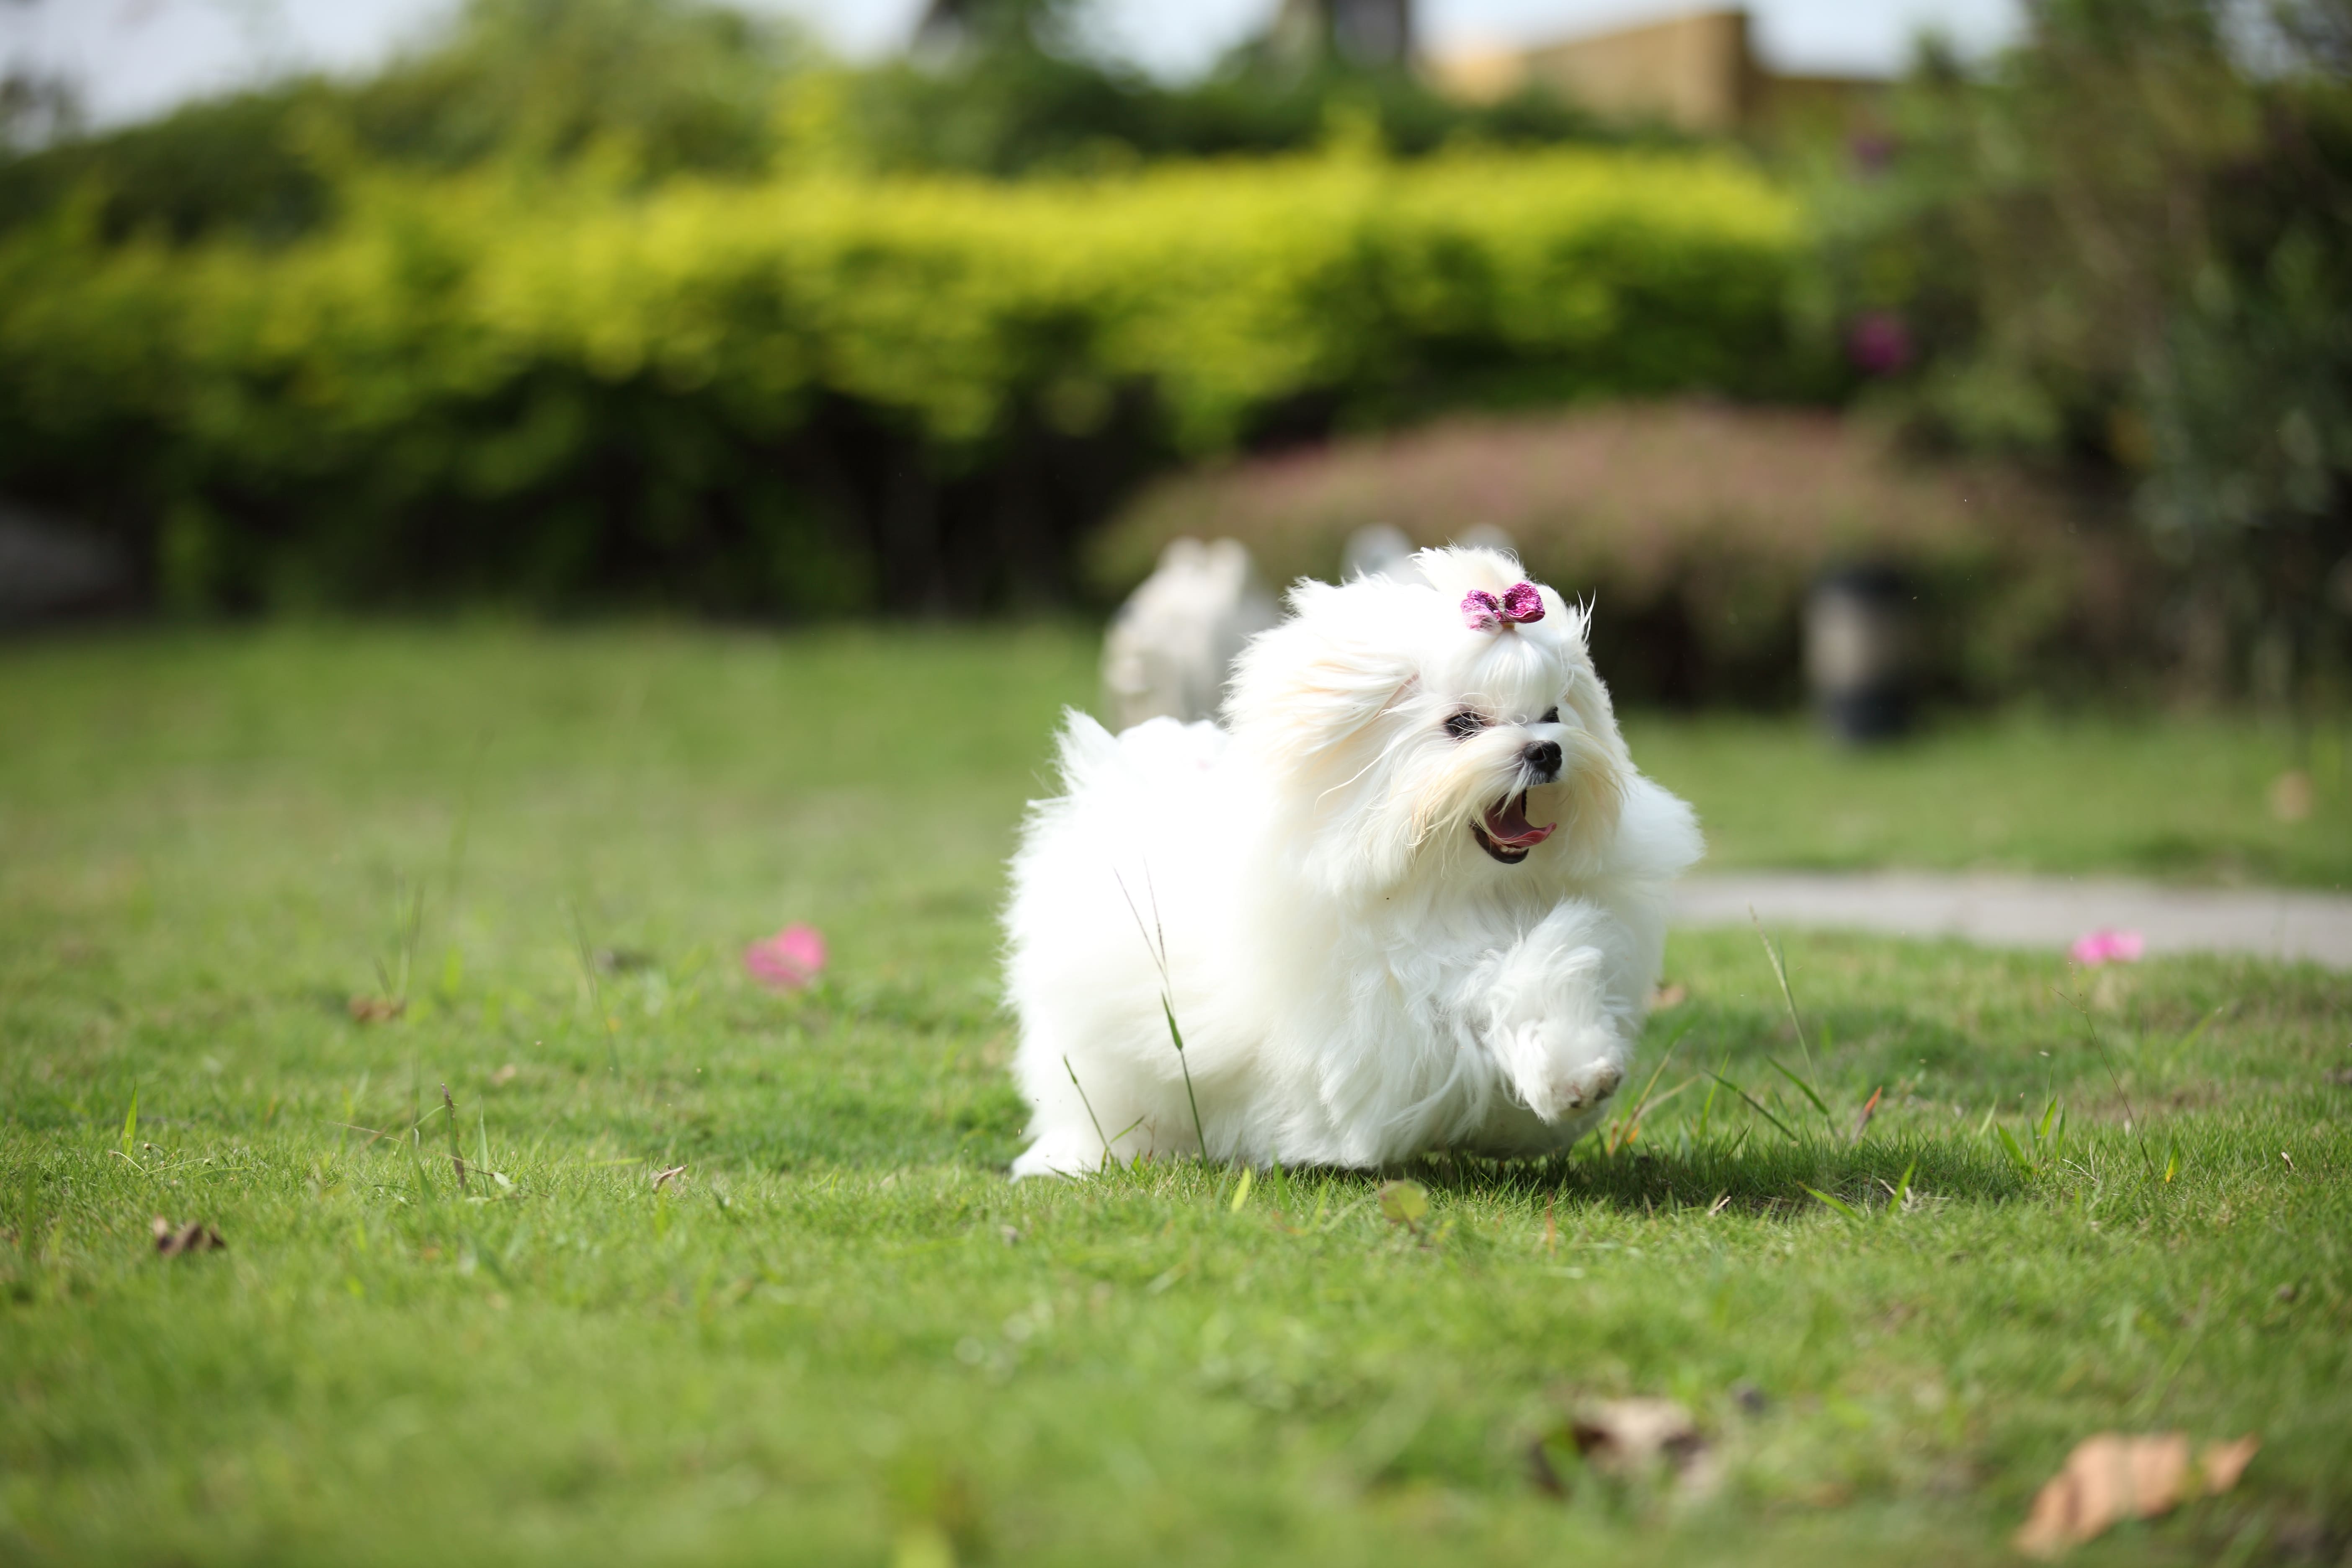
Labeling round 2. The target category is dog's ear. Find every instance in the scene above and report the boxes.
[1223,579,1419,765]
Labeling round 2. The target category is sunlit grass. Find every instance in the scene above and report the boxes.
[1,625,2347,1566]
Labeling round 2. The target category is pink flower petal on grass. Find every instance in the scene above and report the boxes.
[2069,928,2145,967]
[744,923,827,989]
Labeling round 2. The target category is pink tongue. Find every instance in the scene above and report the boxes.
[1482,793,1556,849]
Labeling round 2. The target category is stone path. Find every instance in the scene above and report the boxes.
[1673,871,2352,971]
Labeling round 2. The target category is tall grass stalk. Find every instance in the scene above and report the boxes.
[1063,1056,1117,1168]
[565,899,622,1078]
[1114,868,1210,1162]
[2055,985,2161,1181]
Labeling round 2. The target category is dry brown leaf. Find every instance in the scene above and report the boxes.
[1528,1396,1720,1501]
[2269,769,2314,823]
[151,1216,224,1257]
[650,1163,688,1192]
[2200,1435,2259,1493]
[1650,983,1688,1010]
[1573,1397,1704,1471]
[2014,1432,2260,1558]
[347,995,406,1023]
[489,1063,520,1086]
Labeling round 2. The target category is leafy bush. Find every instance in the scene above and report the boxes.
[0,148,1803,612]
[1809,0,2352,702]
[1091,402,2148,706]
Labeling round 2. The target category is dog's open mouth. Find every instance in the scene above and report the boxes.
[1470,791,1557,864]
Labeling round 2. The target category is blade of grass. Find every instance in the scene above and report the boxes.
[2053,985,2159,1181]
[441,1084,466,1193]
[1608,1027,1691,1154]
[119,1084,137,1159]
[1705,1072,1798,1144]
[2165,1000,2235,1070]
[1160,996,1208,1160]
[1750,910,1818,1083]
[1883,1159,1916,1220]
[1063,1055,1118,1168]
[1803,1185,1864,1222]
[565,898,620,1078]
[1767,1057,1835,1127]
[1117,867,1211,1161]
[1850,1085,1883,1143]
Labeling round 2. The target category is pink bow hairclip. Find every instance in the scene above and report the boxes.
[1462,581,1545,632]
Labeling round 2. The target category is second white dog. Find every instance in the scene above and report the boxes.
[1005,547,1701,1176]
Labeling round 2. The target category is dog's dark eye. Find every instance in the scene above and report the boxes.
[1444,711,1486,740]
[1540,707,1559,724]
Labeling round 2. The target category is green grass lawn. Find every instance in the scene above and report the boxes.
[3,625,2347,1567]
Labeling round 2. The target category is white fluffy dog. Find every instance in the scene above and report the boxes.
[1003,547,1701,1176]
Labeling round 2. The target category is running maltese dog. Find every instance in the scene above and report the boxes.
[1004,547,1701,1176]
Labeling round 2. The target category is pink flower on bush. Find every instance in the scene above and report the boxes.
[2068,928,2144,967]
[1847,311,1914,376]
[744,923,827,989]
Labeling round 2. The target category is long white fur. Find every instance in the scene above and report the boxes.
[1003,546,1703,1176]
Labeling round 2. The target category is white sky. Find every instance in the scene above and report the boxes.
[4,0,2026,132]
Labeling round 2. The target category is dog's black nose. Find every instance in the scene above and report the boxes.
[1522,739,1562,777]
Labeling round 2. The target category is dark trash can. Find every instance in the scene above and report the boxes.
[1806,564,1915,743]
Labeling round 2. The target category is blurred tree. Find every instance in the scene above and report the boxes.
[0,0,1597,237]
[1821,0,2352,702]
[1269,0,1415,70]
[0,68,77,152]
[847,0,1591,176]
[0,0,801,242]
[0,0,79,152]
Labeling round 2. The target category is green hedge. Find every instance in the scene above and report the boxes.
[0,148,1803,611]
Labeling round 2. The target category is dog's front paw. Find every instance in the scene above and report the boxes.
[1550,1055,1624,1117]
[1509,1029,1627,1123]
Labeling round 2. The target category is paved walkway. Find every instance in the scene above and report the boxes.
[1673,871,2352,971]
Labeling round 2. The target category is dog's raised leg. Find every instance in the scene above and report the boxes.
[1478,900,1643,1124]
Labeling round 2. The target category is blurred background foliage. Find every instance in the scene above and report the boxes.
[1815,0,2352,709]
[0,0,2347,709]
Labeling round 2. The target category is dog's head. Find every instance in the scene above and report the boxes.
[1225,546,1629,896]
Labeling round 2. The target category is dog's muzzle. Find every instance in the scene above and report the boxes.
[1470,741,1564,864]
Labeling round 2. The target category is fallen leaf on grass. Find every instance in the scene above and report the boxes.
[346,995,406,1023]
[2014,1433,2259,1558]
[1529,1396,1718,1501]
[650,1164,688,1192]
[2269,769,2313,823]
[1649,982,1688,1010]
[1574,1398,1709,1475]
[1376,1179,1429,1228]
[151,1217,224,1257]
[489,1063,520,1086]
